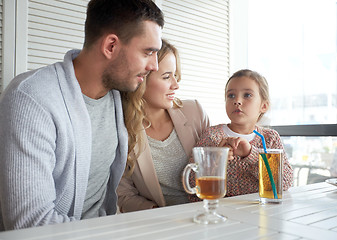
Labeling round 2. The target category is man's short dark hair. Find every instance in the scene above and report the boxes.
[84,0,164,48]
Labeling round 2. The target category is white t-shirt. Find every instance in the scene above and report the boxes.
[82,92,118,219]
[222,124,256,142]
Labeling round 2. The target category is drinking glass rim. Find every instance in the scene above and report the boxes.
[258,148,282,154]
[193,146,230,151]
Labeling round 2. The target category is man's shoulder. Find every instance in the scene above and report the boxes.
[0,63,65,110]
[3,49,77,98]
[15,65,59,93]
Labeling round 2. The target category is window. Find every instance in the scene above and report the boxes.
[231,0,337,185]
[231,0,337,126]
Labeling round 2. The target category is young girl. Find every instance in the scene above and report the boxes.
[189,69,293,200]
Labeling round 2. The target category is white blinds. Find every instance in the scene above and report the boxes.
[2,0,230,124]
[27,0,87,70]
[161,0,230,124]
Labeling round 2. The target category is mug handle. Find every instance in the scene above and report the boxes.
[182,163,198,194]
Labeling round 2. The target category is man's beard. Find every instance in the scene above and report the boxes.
[102,70,141,92]
[102,50,141,92]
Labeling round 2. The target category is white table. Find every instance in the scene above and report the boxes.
[1,182,337,240]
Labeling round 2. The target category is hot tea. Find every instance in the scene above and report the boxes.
[196,176,226,200]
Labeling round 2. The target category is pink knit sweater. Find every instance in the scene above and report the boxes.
[188,124,293,202]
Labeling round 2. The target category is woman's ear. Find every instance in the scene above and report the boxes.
[101,34,118,59]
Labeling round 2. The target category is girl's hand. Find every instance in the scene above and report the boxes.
[227,147,234,161]
[218,137,234,160]
[219,137,251,158]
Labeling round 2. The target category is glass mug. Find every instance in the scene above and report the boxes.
[183,147,229,224]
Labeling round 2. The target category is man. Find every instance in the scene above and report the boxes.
[0,0,164,231]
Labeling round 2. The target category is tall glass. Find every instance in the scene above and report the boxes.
[258,148,283,204]
[182,147,229,224]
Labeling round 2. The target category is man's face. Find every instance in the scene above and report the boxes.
[102,21,162,92]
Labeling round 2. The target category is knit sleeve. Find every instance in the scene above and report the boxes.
[0,90,76,230]
[240,145,260,179]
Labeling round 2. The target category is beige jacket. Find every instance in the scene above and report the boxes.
[117,100,210,213]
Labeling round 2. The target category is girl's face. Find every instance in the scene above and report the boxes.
[143,52,179,110]
[225,76,268,127]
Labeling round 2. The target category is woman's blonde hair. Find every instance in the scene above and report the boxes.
[225,69,270,121]
[121,39,182,176]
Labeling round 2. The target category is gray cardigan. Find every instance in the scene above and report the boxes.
[0,50,128,230]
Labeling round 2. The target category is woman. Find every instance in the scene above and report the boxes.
[117,39,210,212]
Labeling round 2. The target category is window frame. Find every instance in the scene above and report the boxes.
[272,124,337,137]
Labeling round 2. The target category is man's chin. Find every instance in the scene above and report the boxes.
[110,83,140,92]
[133,82,142,92]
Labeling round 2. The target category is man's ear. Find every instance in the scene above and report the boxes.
[260,101,269,113]
[101,34,118,59]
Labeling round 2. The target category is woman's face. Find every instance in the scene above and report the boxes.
[143,52,179,110]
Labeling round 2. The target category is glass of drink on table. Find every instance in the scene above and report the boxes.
[182,147,229,224]
[258,148,283,204]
